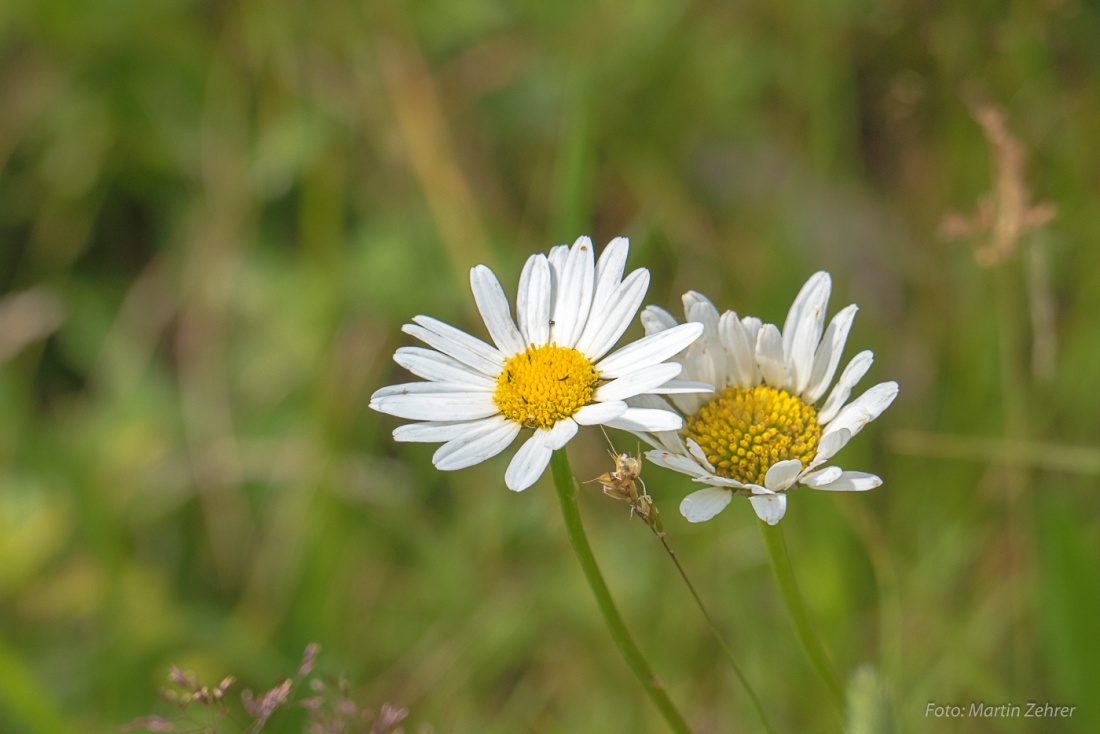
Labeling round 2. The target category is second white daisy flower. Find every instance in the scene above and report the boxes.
[632,272,899,525]
[370,236,709,492]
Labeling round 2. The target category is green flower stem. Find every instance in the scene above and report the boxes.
[758,519,845,713]
[654,532,777,734]
[549,450,693,734]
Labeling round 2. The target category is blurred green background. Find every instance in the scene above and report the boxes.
[1,0,1098,732]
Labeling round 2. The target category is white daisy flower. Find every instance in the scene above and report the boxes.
[632,272,899,525]
[369,236,710,492]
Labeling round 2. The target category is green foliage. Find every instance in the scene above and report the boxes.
[2,0,1099,732]
[846,665,896,734]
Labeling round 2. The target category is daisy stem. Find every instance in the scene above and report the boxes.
[549,450,693,734]
[758,519,846,714]
[651,529,777,734]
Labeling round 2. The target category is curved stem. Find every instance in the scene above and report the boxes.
[549,450,693,734]
[758,519,845,713]
[654,531,777,734]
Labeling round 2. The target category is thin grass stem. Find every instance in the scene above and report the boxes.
[651,529,777,734]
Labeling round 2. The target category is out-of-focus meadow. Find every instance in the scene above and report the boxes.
[2,1,1099,732]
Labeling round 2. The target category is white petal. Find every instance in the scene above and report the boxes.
[817,350,873,425]
[575,269,650,361]
[782,273,830,362]
[688,337,726,394]
[811,470,882,492]
[801,466,842,487]
[784,272,832,396]
[690,475,745,489]
[596,237,630,286]
[646,448,711,476]
[683,292,722,388]
[470,265,525,356]
[605,407,683,432]
[573,401,628,425]
[574,238,633,356]
[803,304,858,403]
[782,272,828,342]
[685,437,714,470]
[647,380,714,394]
[505,433,554,491]
[750,493,788,525]
[680,488,734,522]
[764,459,804,492]
[370,389,499,421]
[755,323,788,388]
[812,428,851,465]
[625,391,677,411]
[550,236,596,347]
[597,322,704,378]
[545,245,569,334]
[516,254,551,347]
[719,310,760,388]
[432,416,521,470]
[623,396,684,450]
[668,391,708,418]
[637,426,687,455]
[371,381,486,399]
[823,381,899,440]
[394,419,485,443]
[680,342,715,392]
[543,418,579,450]
[404,317,503,377]
[683,291,720,333]
[740,316,762,381]
[394,347,496,388]
[595,362,683,402]
[547,244,570,279]
[640,305,678,335]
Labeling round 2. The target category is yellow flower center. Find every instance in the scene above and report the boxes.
[494,344,599,429]
[684,385,821,486]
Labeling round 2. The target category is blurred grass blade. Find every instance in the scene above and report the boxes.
[758,520,845,717]
[0,637,71,734]
[845,665,896,734]
[887,430,1100,476]
[551,65,594,241]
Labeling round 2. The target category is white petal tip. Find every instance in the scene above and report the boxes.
[750,494,787,525]
[679,488,733,523]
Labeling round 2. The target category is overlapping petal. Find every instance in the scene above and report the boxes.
[516,255,551,346]
[394,347,496,388]
[433,416,521,470]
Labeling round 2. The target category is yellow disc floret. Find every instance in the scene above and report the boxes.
[494,344,599,429]
[684,385,821,487]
